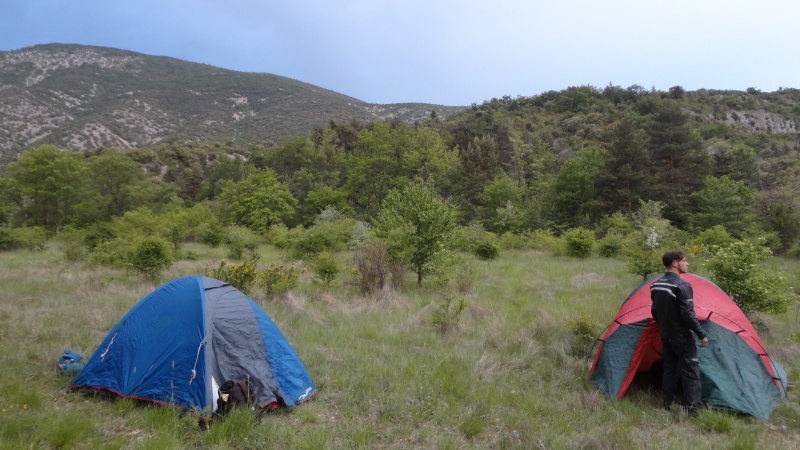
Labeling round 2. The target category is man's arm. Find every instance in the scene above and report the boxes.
[677,282,707,342]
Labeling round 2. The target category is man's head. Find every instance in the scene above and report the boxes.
[662,250,689,274]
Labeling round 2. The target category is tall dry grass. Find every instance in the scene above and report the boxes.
[1,242,799,448]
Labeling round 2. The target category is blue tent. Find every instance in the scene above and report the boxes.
[70,276,316,417]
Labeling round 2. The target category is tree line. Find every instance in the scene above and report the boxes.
[0,85,797,313]
[4,86,799,246]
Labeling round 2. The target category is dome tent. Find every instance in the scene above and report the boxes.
[70,276,315,418]
[589,274,786,421]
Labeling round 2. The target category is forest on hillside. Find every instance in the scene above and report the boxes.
[2,84,800,271]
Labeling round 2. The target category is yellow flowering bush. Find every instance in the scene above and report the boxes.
[206,256,260,294]
[258,262,300,296]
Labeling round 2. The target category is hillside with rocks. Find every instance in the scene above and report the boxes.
[0,44,465,167]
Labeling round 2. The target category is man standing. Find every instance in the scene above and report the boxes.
[650,250,708,415]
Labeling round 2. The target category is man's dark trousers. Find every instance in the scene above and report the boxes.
[661,335,703,410]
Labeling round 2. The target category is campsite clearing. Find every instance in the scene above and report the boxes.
[1,243,799,448]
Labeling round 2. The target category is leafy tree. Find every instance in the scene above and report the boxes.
[301,187,353,226]
[646,100,710,227]
[198,156,250,201]
[477,171,524,233]
[666,85,685,100]
[705,239,794,315]
[399,125,459,187]
[6,145,85,230]
[551,146,602,228]
[688,175,754,236]
[217,168,297,232]
[343,122,405,219]
[596,114,652,215]
[627,247,662,281]
[375,181,458,284]
[265,135,343,210]
[691,225,736,250]
[711,143,758,185]
[76,151,148,223]
[342,122,458,221]
[451,135,501,221]
[756,187,800,252]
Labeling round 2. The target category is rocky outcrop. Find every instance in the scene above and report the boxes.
[722,110,797,134]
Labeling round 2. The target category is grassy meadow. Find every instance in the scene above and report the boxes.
[1,242,799,449]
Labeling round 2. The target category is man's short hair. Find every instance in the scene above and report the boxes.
[662,250,686,268]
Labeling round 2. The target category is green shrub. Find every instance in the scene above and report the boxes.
[563,227,594,258]
[5,226,50,251]
[692,225,735,251]
[0,227,13,251]
[454,258,477,293]
[568,314,602,357]
[196,220,225,247]
[288,219,355,258]
[526,229,559,252]
[83,222,116,251]
[432,296,466,333]
[258,262,301,296]
[348,221,373,249]
[787,243,800,259]
[224,226,260,260]
[313,205,346,223]
[312,251,339,287]
[450,224,489,252]
[705,238,794,315]
[88,237,136,267]
[206,256,260,294]
[265,223,292,248]
[496,231,528,250]
[598,232,623,258]
[473,240,499,261]
[352,243,389,294]
[131,237,173,280]
[63,240,86,261]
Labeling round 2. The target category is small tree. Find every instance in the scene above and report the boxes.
[705,238,794,316]
[131,237,173,280]
[626,227,664,280]
[375,181,457,285]
[626,248,662,281]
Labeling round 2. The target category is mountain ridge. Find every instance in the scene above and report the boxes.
[0,43,466,166]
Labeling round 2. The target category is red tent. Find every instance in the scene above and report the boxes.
[589,274,786,421]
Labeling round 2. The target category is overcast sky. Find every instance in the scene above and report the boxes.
[2,0,799,106]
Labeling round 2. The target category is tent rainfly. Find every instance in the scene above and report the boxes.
[70,276,316,418]
[590,274,786,421]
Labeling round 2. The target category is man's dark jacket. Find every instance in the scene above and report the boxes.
[650,272,706,340]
